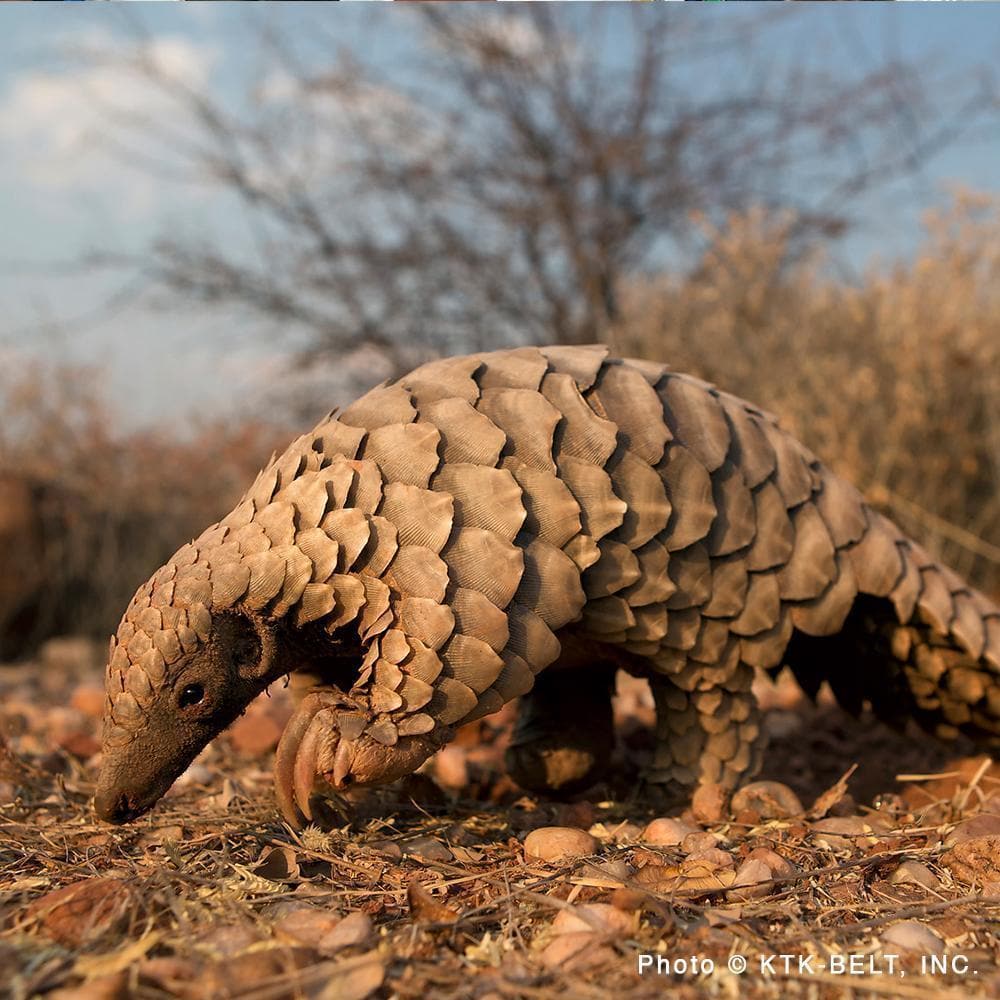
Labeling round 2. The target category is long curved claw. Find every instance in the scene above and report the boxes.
[292,709,334,823]
[275,692,337,826]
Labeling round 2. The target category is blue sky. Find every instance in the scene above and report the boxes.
[0,3,998,428]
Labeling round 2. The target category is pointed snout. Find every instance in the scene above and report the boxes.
[93,742,182,824]
[93,778,147,824]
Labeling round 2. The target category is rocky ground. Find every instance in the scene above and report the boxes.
[2,637,1000,999]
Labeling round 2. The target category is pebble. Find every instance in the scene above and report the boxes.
[273,905,341,948]
[692,783,729,824]
[811,817,876,851]
[402,837,453,862]
[541,931,613,970]
[596,858,633,883]
[685,847,733,869]
[881,921,945,954]
[551,903,633,937]
[726,858,773,901]
[319,911,373,954]
[889,860,939,891]
[681,831,720,855]
[641,817,699,847]
[746,847,796,879]
[524,827,599,862]
[731,781,803,819]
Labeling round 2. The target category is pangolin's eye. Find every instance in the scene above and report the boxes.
[179,684,205,708]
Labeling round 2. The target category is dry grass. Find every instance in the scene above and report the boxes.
[0,360,290,658]
[2,654,1000,999]
[612,190,1000,594]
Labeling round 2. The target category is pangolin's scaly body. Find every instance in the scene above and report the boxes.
[95,345,1000,825]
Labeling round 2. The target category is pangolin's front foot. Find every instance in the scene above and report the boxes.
[273,689,448,827]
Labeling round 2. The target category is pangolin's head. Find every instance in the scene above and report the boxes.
[94,534,285,823]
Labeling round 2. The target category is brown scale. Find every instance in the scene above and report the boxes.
[94,346,1000,830]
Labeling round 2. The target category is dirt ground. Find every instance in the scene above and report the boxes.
[2,638,1000,1000]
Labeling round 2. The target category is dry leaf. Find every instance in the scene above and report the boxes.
[254,845,301,882]
[809,765,858,819]
[407,880,460,925]
[317,951,385,1000]
[26,878,134,947]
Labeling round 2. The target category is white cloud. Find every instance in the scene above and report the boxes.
[0,36,217,218]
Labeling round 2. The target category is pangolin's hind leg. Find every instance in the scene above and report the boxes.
[644,648,764,796]
[505,664,617,796]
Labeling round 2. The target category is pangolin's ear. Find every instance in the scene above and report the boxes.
[228,612,276,682]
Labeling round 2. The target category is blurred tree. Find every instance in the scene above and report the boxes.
[85,7,995,389]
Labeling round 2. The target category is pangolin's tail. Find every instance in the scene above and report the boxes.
[782,509,1000,747]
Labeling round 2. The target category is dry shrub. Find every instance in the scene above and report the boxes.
[3,191,998,657]
[612,190,1000,594]
[0,360,289,659]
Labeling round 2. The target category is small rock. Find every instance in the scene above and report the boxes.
[727,858,773,901]
[746,847,796,879]
[608,821,643,844]
[810,817,875,852]
[641,817,698,847]
[319,911,373,953]
[881,921,945,954]
[889,860,939,891]
[692,783,729,824]
[402,837,453,862]
[524,827,598,862]
[681,832,719,855]
[731,781,803,819]
[316,950,385,1000]
[203,946,321,997]
[365,840,403,860]
[273,904,341,948]
[828,793,858,818]
[596,859,633,883]
[202,923,261,957]
[540,932,615,971]
[540,931,593,968]
[944,814,1000,847]
[551,903,633,937]
[685,847,733,869]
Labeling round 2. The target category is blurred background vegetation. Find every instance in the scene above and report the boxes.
[1,6,999,660]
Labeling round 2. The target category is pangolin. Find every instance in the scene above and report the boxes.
[94,345,1000,826]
